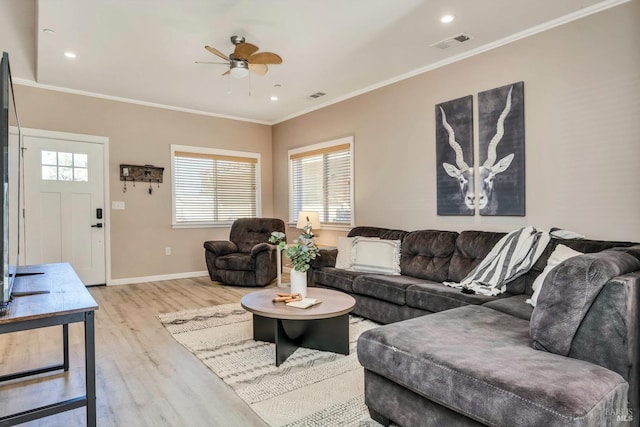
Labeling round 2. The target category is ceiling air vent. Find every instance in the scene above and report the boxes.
[431,33,472,50]
[307,92,326,100]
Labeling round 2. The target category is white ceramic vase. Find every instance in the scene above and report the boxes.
[290,268,307,297]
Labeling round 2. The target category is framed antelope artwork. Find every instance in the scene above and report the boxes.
[435,95,474,216]
[478,82,525,216]
[435,82,525,216]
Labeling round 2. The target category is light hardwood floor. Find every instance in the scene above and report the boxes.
[0,276,277,426]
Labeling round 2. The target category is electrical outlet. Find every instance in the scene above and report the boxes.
[165,247,171,256]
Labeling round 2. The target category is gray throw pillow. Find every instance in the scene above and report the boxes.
[530,249,640,356]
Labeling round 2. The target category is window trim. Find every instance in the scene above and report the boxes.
[288,136,354,229]
[171,144,261,228]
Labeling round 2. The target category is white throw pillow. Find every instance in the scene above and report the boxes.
[335,236,355,269]
[526,244,583,307]
[351,237,401,275]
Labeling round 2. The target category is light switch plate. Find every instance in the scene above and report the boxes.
[112,201,125,210]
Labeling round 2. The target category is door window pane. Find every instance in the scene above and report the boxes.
[74,153,88,168]
[74,168,88,182]
[58,152,73,166]
[59,167,73,181]
[42,151,57,165]
[40,151,89,182]
[42,166,58,180]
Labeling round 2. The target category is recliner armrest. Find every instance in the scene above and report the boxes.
[250,242,274,257]
[203,240,238,256]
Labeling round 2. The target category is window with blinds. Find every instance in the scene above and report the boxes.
[289,136,353,226]
[171,145,260,226]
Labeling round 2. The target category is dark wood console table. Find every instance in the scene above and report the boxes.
[0,263,98,426]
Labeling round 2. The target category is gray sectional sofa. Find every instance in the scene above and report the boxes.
[308,226,640,427]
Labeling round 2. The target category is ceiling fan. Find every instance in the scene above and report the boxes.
[200,35,282,78]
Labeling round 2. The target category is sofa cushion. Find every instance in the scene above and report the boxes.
[482,294,533,320]
[446,227,550,297]
[358,305,629,427]
[352,275,427,306]
[400,230,457,282]
[311,267,367,293]
[347,226,408,241]
[406,282,507,313]
[527,244,583,307]
[447,231,505,283]
[309,248,338,269]
[568,273,640,382]
[530,249,640,356]
[522,238,637,295]
[214,253,255,271]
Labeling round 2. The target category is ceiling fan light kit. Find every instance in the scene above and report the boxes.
[230,60,249,78]
[203,35,282,79]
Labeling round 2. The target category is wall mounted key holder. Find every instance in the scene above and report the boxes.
[120,164,164,194]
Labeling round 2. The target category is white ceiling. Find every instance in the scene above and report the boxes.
[0,0,628,124]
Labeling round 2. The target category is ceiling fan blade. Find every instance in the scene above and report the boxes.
[205,45,229,61]
[234,42,259,60]
[195,61,228,65]
[222,70,230,76]
[249,63,268,75]
[248,52,282,65]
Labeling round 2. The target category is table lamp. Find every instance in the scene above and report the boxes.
[296,211,321,232]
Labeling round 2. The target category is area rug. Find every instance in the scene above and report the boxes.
[158,303,382,427]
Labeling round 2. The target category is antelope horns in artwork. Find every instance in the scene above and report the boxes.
[440,106,471,172]
[478,85,516,210]
[483,85,513,168]
[440,106,475,210]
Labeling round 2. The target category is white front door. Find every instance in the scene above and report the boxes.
[22,134,106,285]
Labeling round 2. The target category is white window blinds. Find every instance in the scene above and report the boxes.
[172,146,259,226]
[289,137,353,226]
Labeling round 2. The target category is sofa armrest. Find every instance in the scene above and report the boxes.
[204,240,238,256]
[310,248,338,269]
[250,242,274,257]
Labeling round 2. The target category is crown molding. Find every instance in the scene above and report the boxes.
[12,78,271,125]
[11,0,630,127]
[272,0,631,124]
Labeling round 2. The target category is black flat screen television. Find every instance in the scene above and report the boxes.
[0,51,21,313]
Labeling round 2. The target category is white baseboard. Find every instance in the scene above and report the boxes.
[108,270,209,286]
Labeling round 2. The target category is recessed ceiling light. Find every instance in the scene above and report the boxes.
[42,28,55,35]
[64,52,77,59]
[270,96,278,101]
[440,15,455,23]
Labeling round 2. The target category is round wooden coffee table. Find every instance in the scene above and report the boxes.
[241,287,356,366]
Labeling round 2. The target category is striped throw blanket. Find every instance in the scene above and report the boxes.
[444,226,550,296]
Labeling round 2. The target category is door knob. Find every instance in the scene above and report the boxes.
[91,223,103,228]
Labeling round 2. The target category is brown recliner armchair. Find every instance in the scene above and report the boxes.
[204,218,286,286]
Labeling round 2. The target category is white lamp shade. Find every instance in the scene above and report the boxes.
[296,211,321,230]
[230,60,249,78]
